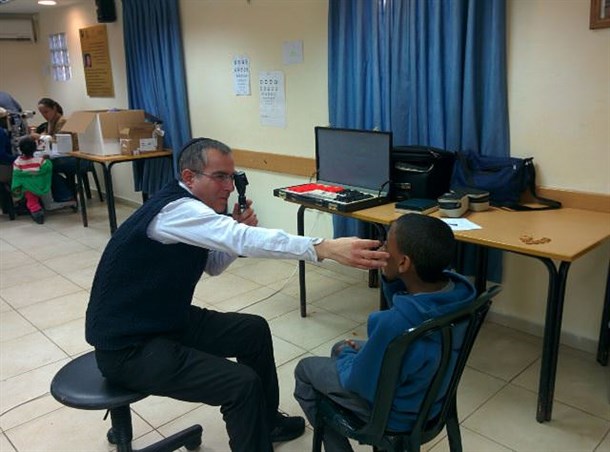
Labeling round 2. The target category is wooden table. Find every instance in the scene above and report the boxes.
[287,200,610,423]
[72,150,173,233]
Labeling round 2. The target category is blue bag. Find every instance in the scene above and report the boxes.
[450,151,561,210]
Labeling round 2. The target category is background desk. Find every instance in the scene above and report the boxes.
[72,150,173,234]
[287,200,610,423]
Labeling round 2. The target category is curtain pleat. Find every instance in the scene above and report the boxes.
[122,0,192,194]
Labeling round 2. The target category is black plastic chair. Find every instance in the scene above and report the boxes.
[312,285,502,452]
[50,351,203,452]
[81,162,104,201]
[0,164,15,220]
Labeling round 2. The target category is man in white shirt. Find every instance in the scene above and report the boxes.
[86,137,389,452]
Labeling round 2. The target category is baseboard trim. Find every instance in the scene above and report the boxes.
[486,310,598,354]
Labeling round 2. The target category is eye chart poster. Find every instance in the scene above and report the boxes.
[232,55,250,96]
[258,71,286,128]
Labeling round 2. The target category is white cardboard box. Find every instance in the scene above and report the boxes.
[62,110,146,156]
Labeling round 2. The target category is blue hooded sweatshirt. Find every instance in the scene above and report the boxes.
[335,271,476,431]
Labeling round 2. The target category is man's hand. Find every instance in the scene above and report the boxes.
[314,237,389,270]
[232,199,258,226]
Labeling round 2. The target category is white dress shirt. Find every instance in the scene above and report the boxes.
[147,183,322,276]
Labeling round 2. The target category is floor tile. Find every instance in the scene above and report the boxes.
[0,297,12,313]
[1,274,82,310]
[428,426,513,452]
[214,285,293,315]
[464,384,610,452]
[0,310,36,343]
[272,335,307,366]
[467,321,541,381]
[271,269,350,304]
[311,282,380,323]
[0,331,67,380]
[193,272,265,305]
[0,359,69,430]
[132,395,201,429]
[457,366,507,421]
[43,317,91,356]
[0,433,16,452]
[236,290,300,321]
[39,248,101,275]
[513,352,610,421]
[596,429,610,451]
[0,262,57,290]
[3,406,151,452]
[17,290,88,330]
[228,258,297,286]
[0,248,36,273]
[269,307,359,351]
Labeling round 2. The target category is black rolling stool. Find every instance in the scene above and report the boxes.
[50,351,203,452]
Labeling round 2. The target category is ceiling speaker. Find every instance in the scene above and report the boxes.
[95,0,116,23]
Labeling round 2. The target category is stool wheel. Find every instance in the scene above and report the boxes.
[107,427,116,445]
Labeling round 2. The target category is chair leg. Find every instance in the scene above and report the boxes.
[90,167,104,202]
[0,184,16,220]
[108,406,134,452]
[445,400,463,452]
[83,175,92,200]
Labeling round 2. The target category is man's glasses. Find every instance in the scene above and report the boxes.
[192,170,235,183]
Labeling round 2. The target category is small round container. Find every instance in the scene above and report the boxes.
[438,192,469,217]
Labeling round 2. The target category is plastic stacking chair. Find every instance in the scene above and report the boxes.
[312,285,502,452]
[50,351,203,452]
[0,164,15,220]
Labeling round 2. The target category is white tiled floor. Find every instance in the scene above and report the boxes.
[1,202,609,451]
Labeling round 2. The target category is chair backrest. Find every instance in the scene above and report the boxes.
[357,285,502,444]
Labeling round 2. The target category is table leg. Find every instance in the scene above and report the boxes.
[474,246,489,295]
[596,262,610,366]
[75,158,88,227]
[536,258,570,422]
[297,205,307,318]
[102,162,117,234]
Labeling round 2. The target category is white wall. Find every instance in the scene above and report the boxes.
[499,0,610,348]
[0,3,139,204]
[1,0,608,350]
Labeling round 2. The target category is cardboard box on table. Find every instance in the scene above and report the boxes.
[119,123,163,155]
[62,110,146,156]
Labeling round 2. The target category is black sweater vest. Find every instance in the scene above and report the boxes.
[86,181,209,350]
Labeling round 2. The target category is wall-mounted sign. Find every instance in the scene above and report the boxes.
[79,24,114,97]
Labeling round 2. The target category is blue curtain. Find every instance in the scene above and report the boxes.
[329,0,509,279]
[122,0,191,194]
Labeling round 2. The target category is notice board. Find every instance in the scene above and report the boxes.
[79,24,114,97]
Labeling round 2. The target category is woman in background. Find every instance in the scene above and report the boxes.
[30,98,76,202]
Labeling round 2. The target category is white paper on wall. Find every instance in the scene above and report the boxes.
[258,71,286,128]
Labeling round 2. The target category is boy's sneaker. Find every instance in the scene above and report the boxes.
[31,210,44,224]
[270,411,305,443]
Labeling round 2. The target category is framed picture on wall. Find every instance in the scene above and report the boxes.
[590,0,610,29]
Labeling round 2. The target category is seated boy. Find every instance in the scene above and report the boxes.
[294,213,476,451]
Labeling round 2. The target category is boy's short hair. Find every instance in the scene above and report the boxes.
[18,136,37,157]
[392,213,455,283]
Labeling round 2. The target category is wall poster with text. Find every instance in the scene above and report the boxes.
[79,24,114,97]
